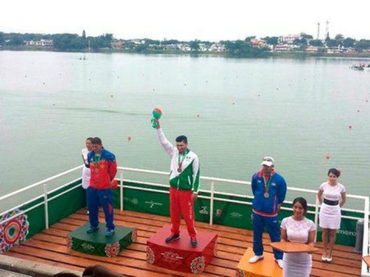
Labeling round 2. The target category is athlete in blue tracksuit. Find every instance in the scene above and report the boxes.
[249,157,287,268]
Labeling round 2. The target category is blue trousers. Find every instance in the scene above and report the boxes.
[252,212,283,260]
[87,187,115,230]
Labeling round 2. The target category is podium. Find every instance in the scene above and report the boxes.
[67,223,136,257]
[146,225,217,274]
[270,242,318,253]
[236,248,282,277]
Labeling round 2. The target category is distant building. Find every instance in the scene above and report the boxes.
[279,34,302,44]
[132,39,145,45]
[305,46,319,53]
[111,40,125,49]
[25,39,53,47]
[274,44,293,52]
[210,43,226,52]
[178,44,191,51]
[251,39,267,48]
[198,43,208,51]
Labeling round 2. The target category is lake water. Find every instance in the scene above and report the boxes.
[1,51,370,209]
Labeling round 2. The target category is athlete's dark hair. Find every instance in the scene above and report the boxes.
[176,135,188,144]
[86,137,93,142]
[91,137,102,145]
[328,168,341,178]
[292,197,308,212]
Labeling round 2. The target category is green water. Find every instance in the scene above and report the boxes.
[0,51,370,209]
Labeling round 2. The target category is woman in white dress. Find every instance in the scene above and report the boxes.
[81,137,93,189]
[281,197,315,277]
[317,168,346,262]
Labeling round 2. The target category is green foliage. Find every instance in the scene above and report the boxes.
[53,33,87,50]
[262,36,279,45]
[309,39,323,47]
[134,43,149,53]
[161,39,180,45]
[89,34,113,50]
[10,36,24,46]
[335,34,344,41]
[189,40,200,51]
[300,33,313,39]
[144,39,161,45]
[355,39,370,50]
[0,32,4,45]
[326,39,340,48]
[343,37,355,48]
[293,38,307,46]
[244,36,256,42]
[223,40,268,57]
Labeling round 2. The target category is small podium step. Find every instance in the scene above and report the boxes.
[67,223,136,257]
[146,225,217,274]
[236,248,282,277]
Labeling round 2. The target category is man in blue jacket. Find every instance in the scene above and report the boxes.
[249,157,287,268]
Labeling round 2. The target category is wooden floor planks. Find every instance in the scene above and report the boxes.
[3,209,362,277]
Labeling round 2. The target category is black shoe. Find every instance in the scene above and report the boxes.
[165,233,180,243]
[190,237,197,248]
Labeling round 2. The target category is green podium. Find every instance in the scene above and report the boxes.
[67,223,136,257]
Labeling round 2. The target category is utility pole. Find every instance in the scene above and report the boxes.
[325,20,330,40]
[317,22,320,39]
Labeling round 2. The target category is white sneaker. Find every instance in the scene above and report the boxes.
[275,259,283,269]
[249,255,264,263]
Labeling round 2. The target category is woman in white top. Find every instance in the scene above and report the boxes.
[281,197,316,277]
[81,137,93,189]
[317,168,346,262]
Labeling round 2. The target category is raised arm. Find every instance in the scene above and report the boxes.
[155,120,175,157]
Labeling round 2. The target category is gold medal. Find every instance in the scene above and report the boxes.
[177,167,182,173]
[264,192,269,198]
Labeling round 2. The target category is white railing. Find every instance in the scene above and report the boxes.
[0,165,369,276]
[117,166,370,276]
[0,165,84,228]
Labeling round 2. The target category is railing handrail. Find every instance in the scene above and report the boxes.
[0,165,83,203]
[0,165,368,275]
[118,166,369,201]
[1,165,368,213]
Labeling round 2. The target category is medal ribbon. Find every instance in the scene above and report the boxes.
[264,175,271,193]
[177,149,190,171]
[94,154,101,170]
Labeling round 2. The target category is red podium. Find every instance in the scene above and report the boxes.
[146,225,217,274]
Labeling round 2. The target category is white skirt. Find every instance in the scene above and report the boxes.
[82,167,91,189]
[319,203,341,229]
[283,253,312,277]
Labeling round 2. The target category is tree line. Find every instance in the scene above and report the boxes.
[0,31,113,51]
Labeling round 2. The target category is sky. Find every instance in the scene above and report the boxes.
[1,0,370,41]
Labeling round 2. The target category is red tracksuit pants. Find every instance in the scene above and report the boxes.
[170,187,196,239]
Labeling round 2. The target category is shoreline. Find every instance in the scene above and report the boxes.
[2,46,370,59]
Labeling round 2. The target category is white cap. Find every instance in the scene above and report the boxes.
[261,156,274,167]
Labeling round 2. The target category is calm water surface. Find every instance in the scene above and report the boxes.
[1,51,370,209]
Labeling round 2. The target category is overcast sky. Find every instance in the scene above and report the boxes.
[1,0,369,41]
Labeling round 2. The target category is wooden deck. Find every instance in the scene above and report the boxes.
[3,209,362,277]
